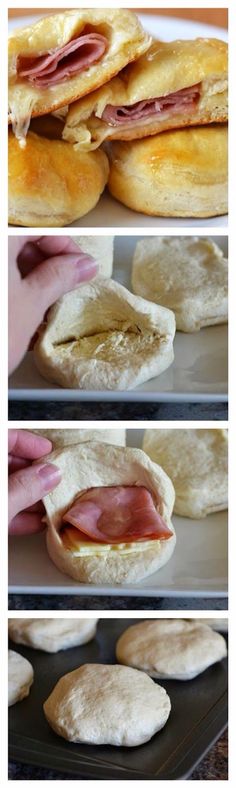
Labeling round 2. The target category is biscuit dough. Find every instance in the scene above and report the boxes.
[8,650,34,706]
[43,663,171,745]
[33,278,176,390]
[143,428,228,517]
[64,38,227,150]
[72,236,114,278]
[116,619,227,680]
[131,236,228,332]
[8,618,98,652]
[108,125,228,218]
[8,130,109,227]
[40,441,176,584]
[196,619,228,632]
[9,9,151,143]
[30,428,126,449]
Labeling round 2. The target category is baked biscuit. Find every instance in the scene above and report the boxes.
[8,618,98,653]
[8,650,34,706]
[132,236,228,332]
[40,441,176,584]
[9,9,151,143]
[143,428,228,518]
[108,125,228,218]
[43,663,171,745]
[33,278,176,390]
[116,619,227,680]
[64,38,227,149]
[8,129,109,227]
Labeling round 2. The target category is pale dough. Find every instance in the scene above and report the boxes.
[8,618,98,653]
[34,277,176,390]
[30,428,126,449]
[116,619,227,680]
[194,619,228,632]
[8,649,34,706]
[43,663,171,746]
[40,441,176,584]
[72,236,114,278]
[132,236,228,332]
[143,428,228,517]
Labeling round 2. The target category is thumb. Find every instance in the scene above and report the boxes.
[8,462,61,524]
[25,249,98,322]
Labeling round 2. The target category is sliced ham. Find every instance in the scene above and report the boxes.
[62,485,172,544]
[102,84,201,125]
[17,33,107,88]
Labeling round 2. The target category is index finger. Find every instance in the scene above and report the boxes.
[8,429,52,459]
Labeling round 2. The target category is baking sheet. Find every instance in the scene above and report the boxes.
[8,14,228,228]
[8,618,228,779]
[8,236,228,403]
[8,428,228,598]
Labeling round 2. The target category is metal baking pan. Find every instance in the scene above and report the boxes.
[9,618,228,780]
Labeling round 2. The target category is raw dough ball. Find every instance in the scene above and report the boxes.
[43,663,171,746]
[8,649,34,706]
[116,619,227,680]
[8,618,98,653]
[143,428,228,517]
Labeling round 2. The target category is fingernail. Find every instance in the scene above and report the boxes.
[73,255,99,283]
[36,463,61,492]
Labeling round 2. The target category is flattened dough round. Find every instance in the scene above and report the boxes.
[8,130,109,227]
[8,649,34,706]
[33,278,175,390]
[143,428,228,517]
[132,236,228,332]
[108,125,228,218]
[30,428,126,449]
[43,663,171,745]
[8,618,98,653]
[116,619,227,680]
[41,441,176,584]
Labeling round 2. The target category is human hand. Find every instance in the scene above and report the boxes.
[8,429,61,535]
[8,235,98,373]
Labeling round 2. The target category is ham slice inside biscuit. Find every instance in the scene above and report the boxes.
[17,33,108,88]
[62,485,172,544]
[102,84,201,125]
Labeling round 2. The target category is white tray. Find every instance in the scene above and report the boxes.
[8,428,228,598]
[8,14,228,228]
[9,236,228,403]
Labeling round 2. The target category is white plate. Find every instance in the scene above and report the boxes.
[8,14,228,228]
[9,236,228,403]
[8,428,228,598]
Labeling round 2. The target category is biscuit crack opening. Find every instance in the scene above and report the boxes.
[52,327,162,362]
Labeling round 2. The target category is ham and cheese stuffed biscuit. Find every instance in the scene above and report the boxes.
[143,428,228,518]
[64,38,227,150]
[132,236,228,332]
[8,8,151,144]
[108,125,228,218]
[33,278,176,390]
[40,441,176,584]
